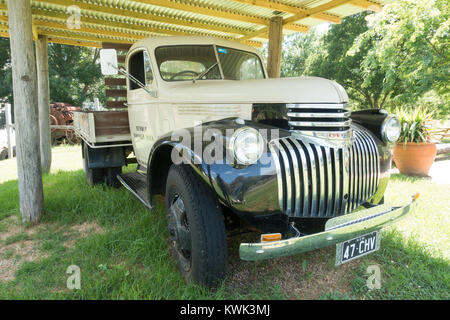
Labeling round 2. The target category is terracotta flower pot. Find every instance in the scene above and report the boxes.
[393,142,437,176]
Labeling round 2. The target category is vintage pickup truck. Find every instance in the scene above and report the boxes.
[74,36,417,287]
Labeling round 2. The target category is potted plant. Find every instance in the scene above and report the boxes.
[393,106,437,176]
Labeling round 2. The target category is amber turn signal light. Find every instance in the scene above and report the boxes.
[260,233,282,242]
[413,193,420,201]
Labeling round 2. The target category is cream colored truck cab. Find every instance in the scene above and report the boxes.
[123,36,348,167]
[76,35,410,287]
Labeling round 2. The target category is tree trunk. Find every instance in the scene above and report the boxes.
[36,35,52,173]
[7,0,44,224]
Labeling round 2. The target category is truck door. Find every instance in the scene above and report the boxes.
[126,48,157,167]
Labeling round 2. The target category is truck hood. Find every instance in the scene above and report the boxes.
[160,76,349,104]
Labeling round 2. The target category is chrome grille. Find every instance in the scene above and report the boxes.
[287,103,351,132]
[269,130,379,218]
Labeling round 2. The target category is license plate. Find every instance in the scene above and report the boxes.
[335,231,380,266]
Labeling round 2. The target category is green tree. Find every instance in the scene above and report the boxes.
[49,44,105,106]
[281,29,324,78]
[0,38,13,127]
[307,12,394,109]
[351,0,449,115]
[0,38,13,104]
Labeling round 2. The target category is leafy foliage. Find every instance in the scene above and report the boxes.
[307,12,394,110]
[48,44,105,106]
[396,106,434,143]
[0,38,105,123]
[282,13,395,110]
[280,1,448,118]
[281,29,324,78]
[351,0,449,112]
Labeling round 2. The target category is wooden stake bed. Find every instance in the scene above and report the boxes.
[73,110,132,147]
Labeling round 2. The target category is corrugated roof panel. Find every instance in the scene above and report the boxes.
[0,0,389,47]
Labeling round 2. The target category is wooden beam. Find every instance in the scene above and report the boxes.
[0,28,102,48]
[283,24,310,33]
[105,78,127,86]
[33,20,149,42]
[32,24,39,40]
[350,0,382,12]
[7,0,44,223]
[36,35,52,173]
[37,28,137,45]
[102,42,132,51]
[106,101,127,109]
[231,0,342,24]
[105,89,127,98]
[241,0,351,40]
[283,0,353,25]
[267,16,283,78]
[47,37,101,48]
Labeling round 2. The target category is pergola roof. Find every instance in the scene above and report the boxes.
[0,0,391,48]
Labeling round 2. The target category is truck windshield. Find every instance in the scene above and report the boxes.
[216,47,265,80]
[155,45,265,81]
[155,45,221,81]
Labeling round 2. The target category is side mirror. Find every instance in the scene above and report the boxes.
[100,49,118,75]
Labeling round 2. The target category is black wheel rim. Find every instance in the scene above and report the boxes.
[168,192,192,272]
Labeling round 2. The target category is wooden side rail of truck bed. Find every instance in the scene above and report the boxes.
[73,110,132,148]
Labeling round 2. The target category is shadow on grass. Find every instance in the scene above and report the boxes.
[0,169,287,299]
[0,170,448,299]
[350,229,450,299]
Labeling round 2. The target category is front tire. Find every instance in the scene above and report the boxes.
[165,164,227,287]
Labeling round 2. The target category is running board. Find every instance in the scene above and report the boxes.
[117,172,153,210]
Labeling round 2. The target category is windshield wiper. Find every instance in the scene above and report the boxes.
[194,62,219,81]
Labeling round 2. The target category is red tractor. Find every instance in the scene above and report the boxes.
[50,102,82,145]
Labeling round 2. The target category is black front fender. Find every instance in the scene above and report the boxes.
[146,119,286,217]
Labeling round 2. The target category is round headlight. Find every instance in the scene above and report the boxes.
[381,116,401,143]
[230,127,264,165]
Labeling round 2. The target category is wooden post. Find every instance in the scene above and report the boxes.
[7,0,44,224]
[267,16,283,78]
[36,35,52,173]
[5,103,13,159]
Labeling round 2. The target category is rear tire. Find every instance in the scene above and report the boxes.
[165,164,227,287]
[82,142,104,186]
[105,166,122,188]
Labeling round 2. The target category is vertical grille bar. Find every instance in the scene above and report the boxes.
[311,144,325,217]
[354,136,363,209]
[274,140,293,215]
[348,144,357,212]
[332,148,341,215]
[324,147,333,217]
[269,142,285,212]
[359,131,373,196]
[289,138,309,215]
[270,130,379,218]
[285,139,301,217]
[299,140,317,216]
[342,148,349,212]
[356,131,369,200]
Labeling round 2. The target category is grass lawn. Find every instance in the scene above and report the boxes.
[0,145,449,299]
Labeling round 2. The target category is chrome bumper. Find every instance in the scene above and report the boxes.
[239,194,418,261]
